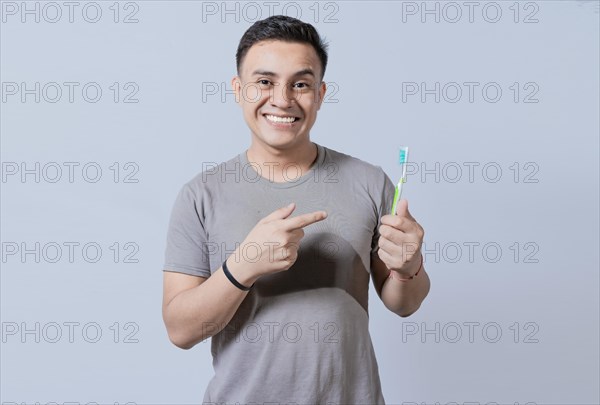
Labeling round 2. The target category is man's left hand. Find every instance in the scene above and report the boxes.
[377,199,425,278]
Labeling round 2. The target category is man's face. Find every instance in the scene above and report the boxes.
[232,40,327,151]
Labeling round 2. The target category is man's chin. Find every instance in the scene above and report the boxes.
[254,131,306,149]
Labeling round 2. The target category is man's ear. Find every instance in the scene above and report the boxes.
[317,81,327,110]
[231,76,241,105]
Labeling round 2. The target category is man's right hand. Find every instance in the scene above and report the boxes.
[227,202,327,284]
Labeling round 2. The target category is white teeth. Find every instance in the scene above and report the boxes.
[265,114,296,123]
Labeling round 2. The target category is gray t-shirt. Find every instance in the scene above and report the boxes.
[163,142,396,404]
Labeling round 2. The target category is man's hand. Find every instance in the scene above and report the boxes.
[230,202,327,282]
[377,199,425,278]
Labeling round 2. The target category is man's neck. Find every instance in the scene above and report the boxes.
[246,140,318,183]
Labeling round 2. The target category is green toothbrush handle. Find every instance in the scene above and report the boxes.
[391,185,400,215]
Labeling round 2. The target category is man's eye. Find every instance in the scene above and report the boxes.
[258,79,272,86]
[294,82,310,89]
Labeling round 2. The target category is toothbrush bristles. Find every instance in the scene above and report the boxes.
[399,147,408,164]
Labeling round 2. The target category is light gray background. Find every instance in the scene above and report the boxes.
[1,1,599,404]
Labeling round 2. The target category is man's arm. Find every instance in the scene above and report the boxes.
[370,198,431,317]
[162,203,327,350]
[371,252,430,317]
[162,265,256,350]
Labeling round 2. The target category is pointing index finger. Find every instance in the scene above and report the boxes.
[283,210,328,230]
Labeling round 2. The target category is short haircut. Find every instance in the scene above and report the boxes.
[236,15,329,80]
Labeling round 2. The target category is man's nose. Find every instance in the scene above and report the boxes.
[269,83,294,108]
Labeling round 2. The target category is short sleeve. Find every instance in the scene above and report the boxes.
[370,168,397,255]
[163,183,211,278]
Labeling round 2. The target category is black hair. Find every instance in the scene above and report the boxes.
[236,15,329,80]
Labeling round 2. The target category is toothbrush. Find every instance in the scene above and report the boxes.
[390,146,409,215]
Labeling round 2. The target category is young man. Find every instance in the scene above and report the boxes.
[162,15,430,404]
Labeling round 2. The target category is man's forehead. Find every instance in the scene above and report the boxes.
[241,40,321,77]
[247,39,316,52]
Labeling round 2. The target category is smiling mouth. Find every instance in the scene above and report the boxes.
[264,114,300,124]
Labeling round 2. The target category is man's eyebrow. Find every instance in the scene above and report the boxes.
[251,70,277,77]
[250,69,316,78]
[293,69,315,77]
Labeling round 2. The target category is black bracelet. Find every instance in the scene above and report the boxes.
[222,259,253,291]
